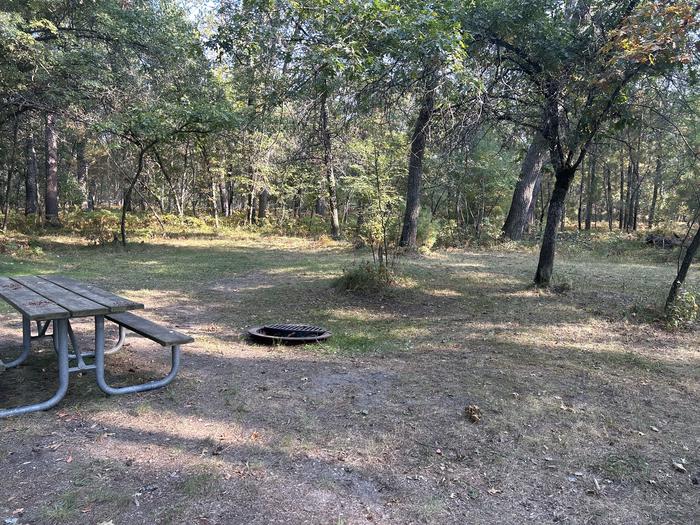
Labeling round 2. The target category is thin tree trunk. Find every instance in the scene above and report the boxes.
[120,148,147,246]
[399,68,436,248]
[44,113,60,225]
[320,86,341,239]
[585,150,596,230]
[25,132,38,215]
[577,160,585,231]
[625,158,634,232]
[75,140,88,209]
[605,165,613,231]
[501,131,548,240]
[2,117,19,232]
[87,178,96,211]
[648,156,661,228]
[619,154,625,229]
[219,180,229,217]
[211,179,219,228]
[154,150,183,218]
[535,167,576,286]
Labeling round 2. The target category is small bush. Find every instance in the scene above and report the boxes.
[433,219,464,249]
[665,290,698,330]
[334,261,395,294]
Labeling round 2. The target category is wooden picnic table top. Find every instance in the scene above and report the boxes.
[0,275,143,321]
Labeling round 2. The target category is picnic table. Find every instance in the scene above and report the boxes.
[0,275,193,418]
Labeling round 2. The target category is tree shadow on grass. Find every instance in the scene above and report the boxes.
[1,337,698,524]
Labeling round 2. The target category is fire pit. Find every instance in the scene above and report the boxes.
[247,324,332,345]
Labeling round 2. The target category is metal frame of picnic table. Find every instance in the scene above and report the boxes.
[0,276,182,419]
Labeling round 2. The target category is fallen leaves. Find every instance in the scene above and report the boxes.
[464,404,481,423]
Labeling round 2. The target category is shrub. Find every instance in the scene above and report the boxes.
[433,219,464,249]
[665,289,698,330]
[75,210,120,245]
[334,261,395,294]
[415,208,438,249]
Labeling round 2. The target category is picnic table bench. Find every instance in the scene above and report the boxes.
[0,275,193,418]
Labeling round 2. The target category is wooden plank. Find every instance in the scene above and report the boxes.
[0,277,69,320]
[42,276,143,313]
[106,312,194,346]
[13,276,109,317]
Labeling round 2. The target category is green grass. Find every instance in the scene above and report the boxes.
[2,227,699,525]
[179,468,221,497]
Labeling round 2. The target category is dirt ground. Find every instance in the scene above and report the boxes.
[0,235,698,524]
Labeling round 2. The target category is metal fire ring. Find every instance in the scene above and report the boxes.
[247,324,332,345]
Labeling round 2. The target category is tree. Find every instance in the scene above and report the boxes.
[474,0,698,286]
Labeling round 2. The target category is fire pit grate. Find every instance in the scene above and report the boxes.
[247,323,332,345]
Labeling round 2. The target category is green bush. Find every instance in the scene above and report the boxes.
[665,290,698,330]
[433,219,465,249]
[334,261,395,294]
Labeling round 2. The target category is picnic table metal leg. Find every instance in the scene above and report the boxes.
[0,319,70,419]
[32,320,52,340]
[0,316,33,369]
[105,325,127,355]
[94,315,181,395]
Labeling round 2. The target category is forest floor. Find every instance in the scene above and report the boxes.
[0,231,698,524]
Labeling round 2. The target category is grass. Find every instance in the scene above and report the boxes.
[0,228,698,524]
[179,468,221,497]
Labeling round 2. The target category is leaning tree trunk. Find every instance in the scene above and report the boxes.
[320,87,341,239]
[44,113,60,225]
[666,225,700,311]
[534,167,576,287]
[525,173,542,233]
[25,132,38,215]
[399,71,436,248]
[501,131,548,240]
[120,148,147,246]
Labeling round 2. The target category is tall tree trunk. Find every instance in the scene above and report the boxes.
[75,140,88,209]
[534,167,576,287]
[577,161,585,231]
[320,87,341,239]
[501,131,548,240]
[648,156,661,228]
[619,154,625,229]
[87,178,96,211]
[211,179,219,228]
[44,113,60,225]
[2,117,19,232]
[399,69,436,248]
[24,132,38,215]
[258,187,269,221]
[666,225,700,311]
[219,180,229,217]
[585,150,596,230]
[605,165,613,231]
